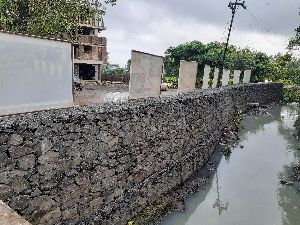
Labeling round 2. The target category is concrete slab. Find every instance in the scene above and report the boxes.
[178,60,198,93]
[0,32,74,116]
[222,69,230,86]
[129,50,163,99]
[202,65,211,89]
[212,68,219,88]
[0,201,31,225]
[233,70,241,85]
[243,70,252,84]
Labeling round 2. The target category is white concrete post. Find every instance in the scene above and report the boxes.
[202,65,211,89]
[177,60,198,93]
[233,70,241,85]
[212,68,219,88]
[243,70,251,84]
[129,50,163,99]
[222,69,230,86]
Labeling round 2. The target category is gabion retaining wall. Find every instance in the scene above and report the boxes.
[0,83,283,225]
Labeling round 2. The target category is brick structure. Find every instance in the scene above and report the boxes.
[73,15,107,81]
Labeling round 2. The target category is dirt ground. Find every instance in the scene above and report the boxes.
[74,83,177,106]
[74,83,129,106]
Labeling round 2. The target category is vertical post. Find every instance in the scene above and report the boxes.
[217,0,246,87]
[94,64,101,81]
[223,0,239,65]
[99,65,102,83]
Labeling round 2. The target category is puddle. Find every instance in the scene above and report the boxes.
[98,92,129,103]
[161,104,300,225]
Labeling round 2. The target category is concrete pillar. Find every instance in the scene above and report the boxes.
[74,64,80,82]
[95,65,101,81]
[177,60,198,93]
[129,50,163,99]
[233,70,241,85]
[243,70,251,84]
[222,69,230,86]
[202,65,211,89]
[212,68,219,88]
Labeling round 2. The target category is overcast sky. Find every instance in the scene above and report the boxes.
[102,0,299,66]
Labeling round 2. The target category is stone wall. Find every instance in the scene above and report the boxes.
[0,84,283,225]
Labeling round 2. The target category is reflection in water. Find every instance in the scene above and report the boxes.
[276,104,300,225]
[161,104,300,225]
[212,171,229,216]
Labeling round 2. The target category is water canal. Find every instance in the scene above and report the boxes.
[161,104,300,225]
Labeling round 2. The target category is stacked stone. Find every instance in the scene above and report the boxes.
[0,83,283,225]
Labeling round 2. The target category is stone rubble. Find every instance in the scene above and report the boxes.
[0,83,283,225]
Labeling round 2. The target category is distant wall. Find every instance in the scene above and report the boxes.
[0,83,283,225]
[0,32,74,116]
[101,74,130,84]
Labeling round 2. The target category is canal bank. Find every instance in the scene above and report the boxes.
[160,104,300,225]
[0,84,283,224]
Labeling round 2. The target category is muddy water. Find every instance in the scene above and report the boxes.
[161,104,300,225]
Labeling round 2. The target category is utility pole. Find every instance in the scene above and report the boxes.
[217,0,246,87]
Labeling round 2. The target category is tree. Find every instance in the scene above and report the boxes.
[164,40,300,84]
[289,9,300,49]
[0,0,117,40]
[165,41,264,81]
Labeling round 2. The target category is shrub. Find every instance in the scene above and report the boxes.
[164,76,178,87]
[283,87,300,103]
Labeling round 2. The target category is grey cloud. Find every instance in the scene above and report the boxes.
[102,0,299,64]
[105,0,299,36]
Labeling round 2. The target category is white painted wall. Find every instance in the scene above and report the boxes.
[243,70,252,84]
[177,60,198,93]
[233,70,241,85]
[212,68,219,88]
[202,65,211,89]
[129,50,163,99]
[222,69,230,86]
[0,32,73,116]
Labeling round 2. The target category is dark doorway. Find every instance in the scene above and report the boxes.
[79,64,95,80]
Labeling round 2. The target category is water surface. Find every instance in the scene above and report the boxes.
[161,104,300,225]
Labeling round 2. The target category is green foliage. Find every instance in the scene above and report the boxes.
[233,118,241,127]
[283,88,300,103]
[295,115,300,137]
[164,76,178,87]
[103,67,126,75]
[0,0,117,40]
[164,41,300,85]
[224,145,232,156]
[288,9,299,49]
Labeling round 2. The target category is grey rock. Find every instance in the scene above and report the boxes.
[0,184,11,197]
[8,134,24,146]
[9,146,33,159]
[38,207,62,225]
[0,135,9,144]
[40,138,53,153]
[10,195,30,211]
[18,154,36,170]
[0,152,10,167]
[89,197,104,210]
[11,176,30,193]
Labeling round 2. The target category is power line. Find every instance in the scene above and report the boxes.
[245,8,276,35]
[218,0,247,87]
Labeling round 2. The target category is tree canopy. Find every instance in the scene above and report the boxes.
[0,0,117,40]
[289,9,300,49]
[164,41,300,84]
